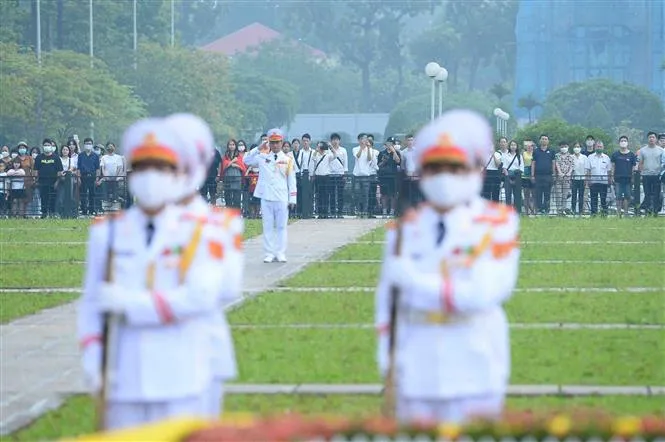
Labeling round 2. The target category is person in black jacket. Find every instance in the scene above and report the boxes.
[200,147,221,204]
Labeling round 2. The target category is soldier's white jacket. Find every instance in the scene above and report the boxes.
[244,148,297,204]
[181,196,244,381]
[77,204,230,401]
[375,198,520,399]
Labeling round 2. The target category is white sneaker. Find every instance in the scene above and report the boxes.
[276,254,287,263]
[263,255,275,263]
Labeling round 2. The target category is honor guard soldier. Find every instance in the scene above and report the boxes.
[165,113,244,418]
[243,128,297,263]
[77,119,225,430]
[375,109,520,424]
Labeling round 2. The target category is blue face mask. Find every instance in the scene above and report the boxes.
[18,148,27,155]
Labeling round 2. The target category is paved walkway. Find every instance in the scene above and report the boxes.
[0,218,383,436]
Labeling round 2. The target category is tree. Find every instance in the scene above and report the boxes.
[384,91,497,138]
[542,79,665,131]
[230,71,298,136]
[278,1,428,108]
[518,94,541,123]
[515,118,611,149]
[119,42,240,139]
[231,39,361,114]
[490,83,511,102]
[584,102,613,132]
[0,43,145,146]
[409,22,463,89]
[612,121,644,151]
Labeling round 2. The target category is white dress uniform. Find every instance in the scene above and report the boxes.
[77,122,222,430]
[375,109,521,425]
[165,113,245,417]
[243,129,297,262]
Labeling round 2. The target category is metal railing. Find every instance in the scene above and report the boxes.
[1,172,662,219]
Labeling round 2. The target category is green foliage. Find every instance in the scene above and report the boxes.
[384,91,496,138]
[517,93,541,123]
[230,71,298,136]
[584,102,613,133]
[612,121,645,151]
[543,79,665,131]
[0,43,145,147]
[119,42,240,139]
[515,118,611,148]
[231,39,361,114]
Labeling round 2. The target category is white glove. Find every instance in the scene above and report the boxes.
[97,283,135,314]
[384,256,418,291]
[82,344,102,395]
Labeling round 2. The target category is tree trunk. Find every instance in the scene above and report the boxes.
[361,63,372,110]
[468,53,481,91]
[56,0,63,49]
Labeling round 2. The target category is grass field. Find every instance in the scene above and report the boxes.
[1,216,664,441]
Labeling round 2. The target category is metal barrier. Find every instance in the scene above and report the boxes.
[1,172,661,218]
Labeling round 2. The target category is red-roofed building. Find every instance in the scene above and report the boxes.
[201,22,326,59]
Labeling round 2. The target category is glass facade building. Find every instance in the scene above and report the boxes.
[513,0,665,122]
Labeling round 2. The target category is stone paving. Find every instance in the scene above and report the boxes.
[0,218,383,436]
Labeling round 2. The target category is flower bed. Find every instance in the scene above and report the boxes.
[181,411,665,442]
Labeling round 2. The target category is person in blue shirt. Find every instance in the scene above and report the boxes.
[77,137,100,216]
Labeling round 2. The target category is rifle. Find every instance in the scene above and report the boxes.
[96,217,119,431]
[381,169,408,418]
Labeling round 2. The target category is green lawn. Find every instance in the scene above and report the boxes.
[4,216,665,440]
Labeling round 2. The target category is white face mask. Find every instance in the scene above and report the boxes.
[586,140,594,147]
[129,170,178,211]
[619,141,628,148]
[573,147,581,154]
[419,172,482,208]
[1,151,8,158]
[84,144,93,152]
[32,153,38,159]
[10,153,18,159]
[237,145,246,152]
[560,147,568,154]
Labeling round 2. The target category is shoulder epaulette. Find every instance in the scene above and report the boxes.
[473,202,513,225]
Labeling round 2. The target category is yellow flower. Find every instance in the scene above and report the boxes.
[547,415,572,437]
[613,416,641,437]
[219,412,256,427]
[437,423,461,439]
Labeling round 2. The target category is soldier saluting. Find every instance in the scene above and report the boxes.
[376,109,520,424]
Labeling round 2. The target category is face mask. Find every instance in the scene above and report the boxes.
[596,149,604,154]
[94,149,101,155]
[237,145,245,152]
[573,147,581,154]
[10,153,18,159]
[18,148,27,155]
[2,151,9,158]
[586,140,594,147]
[129,170,178,211]
[32,153,38,159]
[560,147,568,154]
[419,172,482,208]
[84,144,93,152]
[619,141,628,148]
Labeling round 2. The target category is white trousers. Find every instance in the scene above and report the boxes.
[105,393,210,431]
[396,394,504,424]
[207,381,225,418]
[261,199,288,257]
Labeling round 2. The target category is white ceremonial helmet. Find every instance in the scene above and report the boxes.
[413,109,493,208]
[164,113,216,201]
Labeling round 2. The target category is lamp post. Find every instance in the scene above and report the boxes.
[425,62,441,121]
[493,108,510,137]
[435,67,448,117]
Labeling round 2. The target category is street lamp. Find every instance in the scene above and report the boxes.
[435,67,448,117]
[425,62,441,121]
[493,108,510,137]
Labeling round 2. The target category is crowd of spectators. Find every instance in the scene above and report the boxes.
[1,130,663,219]
[0,136,126,218]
